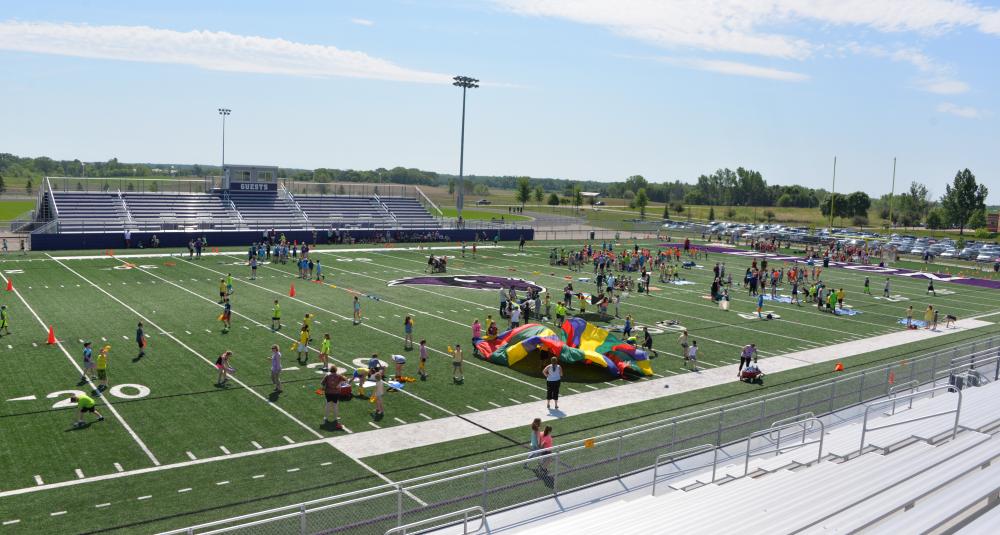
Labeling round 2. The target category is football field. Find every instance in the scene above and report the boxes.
[1,239,999,533]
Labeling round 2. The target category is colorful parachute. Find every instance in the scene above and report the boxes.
[474,317,652,378]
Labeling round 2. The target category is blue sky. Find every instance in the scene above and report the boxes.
[0,0,997,202]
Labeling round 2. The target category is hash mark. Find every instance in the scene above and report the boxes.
[95,503,110,508]
[252,474,266,479]
[251,441,262,449]
[488,401,503,408]
[137,495,152,501]
[216,480,230,486]
[178,488,192,493]
[419,413,431,420]
[186,451,197,460]
[33,475,43,486]
[283,436,295,444]
[219,446,230,454]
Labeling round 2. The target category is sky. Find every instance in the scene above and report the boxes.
[0,0,998,202]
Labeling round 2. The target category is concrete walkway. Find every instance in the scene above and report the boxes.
[330,317,993,458]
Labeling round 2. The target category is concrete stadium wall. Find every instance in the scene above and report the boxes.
[29,228,533,251]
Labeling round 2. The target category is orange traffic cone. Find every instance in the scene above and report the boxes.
[834,362,844,372]
[289,284,296,297]
[47,326,56,345]
[5,278,11,291]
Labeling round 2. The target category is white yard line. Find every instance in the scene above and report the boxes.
[0,271,161,467]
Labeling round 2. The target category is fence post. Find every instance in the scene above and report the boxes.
[858,370,866,402]
[930,357,938,398]
[552,449,560,495]
[829,380,837,414]
[299,504,307,535]
[481,464,489,514]
[669,420,677,452]
[795,387,803,416]
[760,398,767,427]
[396,485,403,527]
[616,435,624,478]
[715,408,724,448]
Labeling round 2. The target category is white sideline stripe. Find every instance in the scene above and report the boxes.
[251,441,262,450]
[219,446,230,455]
[584,385,598,390]
[33,475,43,486]
[0,270,160,467]
[508,398,521,404]
[369,422,381,429]
[64,254,418,503]
[529,395,543,401]
[186,451,197,460]
[283,436,295,445]
[321,462,333,466]
[74,469,84,479]
[48,244,502,261]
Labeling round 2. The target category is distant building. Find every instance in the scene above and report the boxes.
[988,212,999,233]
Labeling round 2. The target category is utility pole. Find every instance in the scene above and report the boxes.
[888,157,896,229]
[829,156,837,230]
[452,76,479,222]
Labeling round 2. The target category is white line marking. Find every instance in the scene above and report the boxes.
[529,394,543,401]
[394,417,407,424]
[252,474,266,479]
[585,384,598,390]
[488,401,503,408]
[74,469,84,479]
[251,441,262,450]
[178,488,192,493]
[2,520,21,525]
[204,329,212,333]
[186,451,197,460]
[6,345,10,349]
[31,342,37,347]
[6,395,36,401]
[33,475,43,486]
[50,511,66,516]
[122,335,129,340]
[508,398,521,404]
[321,462,333,466]
[368,422,381,429]
[568,387,582,394]
[101,337,107,342]
[466,405,479,411]
[282,436,295,444]
[137,495,152,501]
[216,480,230,486]
[286,468,300,473]
[219,446,230,455]
[95,503,110,508]
[185,330,192,335]
[377,315,386,319]
[419,413,432,420]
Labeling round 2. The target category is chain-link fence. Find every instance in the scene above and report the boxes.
[160,336,1000,535]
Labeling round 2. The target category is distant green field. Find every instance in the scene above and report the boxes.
[438,206,531,221]
[0,200,35,220]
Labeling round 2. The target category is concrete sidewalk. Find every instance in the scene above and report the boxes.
[328,318,993,459]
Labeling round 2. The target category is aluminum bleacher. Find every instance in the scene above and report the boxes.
[228,191,306,229]
[381,196,440,228]
[295,195,389,229]
[50,191,125,232]
[123,192,237,230]
[512,380,1000,535]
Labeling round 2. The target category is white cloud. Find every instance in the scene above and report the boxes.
[496,1,1000,59]
[657,57,808,81]
[841,43,969,94]
[350,18,375,27]
[0,20,448,84]
[937,102,987,118]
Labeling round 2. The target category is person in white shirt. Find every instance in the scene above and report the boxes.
[542,356,562,410]
[510,304,522,329]
[686,341,698,371]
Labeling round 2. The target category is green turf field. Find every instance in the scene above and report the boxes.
[0,239,998,533]
[0,200,35,220]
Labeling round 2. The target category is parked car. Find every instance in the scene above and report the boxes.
[594,200,606,206]
[475,199,492,205]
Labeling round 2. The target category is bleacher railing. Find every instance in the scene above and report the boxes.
[160,336,1000,535]
[283,180,414,199]
[46,176,208,194]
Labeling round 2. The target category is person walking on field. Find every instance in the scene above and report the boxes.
[296,325,310,364]
[319,333,331,372]
[271,300,281,331]
[135,322,146,360]
[95,345,110,392]
[452,344,464,384]
[403,315,414,350]
[0,304,11,335]
[321,367,347,430]
[543,356,563,410]
[353,296,361,325]
[738,343,757,375]
[215,350,234,386]
[80,341,95,382]
[678,329,689,361]
[924,305,934,330]
[269,344,283,393]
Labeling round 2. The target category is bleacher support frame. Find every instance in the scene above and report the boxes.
[859,384,961,455]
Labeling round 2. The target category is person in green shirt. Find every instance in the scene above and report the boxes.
[827,290,836,313]
[271,300,281,331]
[555,302,567,324]
[70,394,104,428]
[320,333,331,372]
[0,304,9,335]
[225,273,234,296]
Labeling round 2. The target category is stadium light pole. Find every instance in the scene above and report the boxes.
[218,108,231,172]
[453,76,478,222]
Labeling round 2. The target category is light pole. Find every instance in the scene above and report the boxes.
[452,76,478,222]
[218,108,231,172]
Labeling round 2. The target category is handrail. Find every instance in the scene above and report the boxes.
[373,193,398,224]
[859,385,961,455]
[651,444,716,496]
[747,417,825,477]
[768,412,816,440]
[383,506,485,535]
[887,381,920,415]
[415,185,443,215]
[282,185,310,224]
[116,189,134,225]
[46,177,60,220]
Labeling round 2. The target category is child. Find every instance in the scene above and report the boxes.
[215,350,234,386]
[135,322,146,360]
[418,339,428,380]
[226,273,234,296]
[538,426,554,472]
[623,314,633,338]
[686,341,698,371]
[0,304,9,335]
[863,276,871,295]
[221,298,232,333]
[269,344,283,393]
[756,293,764,319]
[319,333,331,371]
[452,344,464,384]
[927,279,936,296]
[70,394,104,428]
[392,354,406,380]
[297,325,310,364]
[81,341,96,382]
[353,296,361,325]
[372,370,385,420]
[906,305,914,328]
[218,278,227,303]
[403,316,414,350]
[271,300,281,331]
[96,345,110,392]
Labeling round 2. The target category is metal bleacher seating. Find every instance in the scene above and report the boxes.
[228,191,309,229]
[517,380,1000,534]
[381,196,440,228]
[50,191,125,232]
[123,193,237,230]
[295,195,388,229]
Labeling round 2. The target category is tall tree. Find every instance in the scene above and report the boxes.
[533,186,544,203]
[547,192,560,208]
[515,177,531,207]
[662,203,670,220]
[573,186,583,211]
[967,208,987,230]
[941,169,988,235]
[633,188,649,219]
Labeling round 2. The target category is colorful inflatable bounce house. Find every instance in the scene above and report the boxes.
[474,317,653,378]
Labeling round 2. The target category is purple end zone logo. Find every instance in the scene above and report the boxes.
[388,275,543,292]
